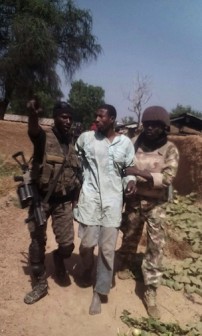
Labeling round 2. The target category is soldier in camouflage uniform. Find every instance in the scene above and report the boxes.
[24,100,81,304]
[117,106,179,319]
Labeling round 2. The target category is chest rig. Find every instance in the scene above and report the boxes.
[33,129,81,196]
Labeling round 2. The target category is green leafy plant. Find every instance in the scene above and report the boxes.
[119,310,202,336]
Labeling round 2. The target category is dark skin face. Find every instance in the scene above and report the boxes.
[95,108,115,134]
[143,120,165,140]
[95,108,136,196]
[54,112,73,136]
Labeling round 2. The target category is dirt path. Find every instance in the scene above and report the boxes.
[0,193,201,336]
[0,121,201,336]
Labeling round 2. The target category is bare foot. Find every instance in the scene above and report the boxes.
[89,292,101,315]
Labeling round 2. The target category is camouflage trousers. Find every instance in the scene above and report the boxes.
[28,200,74,275]
[119,198,166,287]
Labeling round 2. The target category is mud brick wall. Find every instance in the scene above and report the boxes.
[169,135,202,197]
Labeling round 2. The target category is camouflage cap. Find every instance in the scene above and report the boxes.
[142,106,170,127]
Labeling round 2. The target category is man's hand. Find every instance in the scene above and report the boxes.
[27,98,43,136]
[125,180,136,197]
[27,99,43,115]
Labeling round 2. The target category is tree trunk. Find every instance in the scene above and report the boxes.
[0,99,9,120]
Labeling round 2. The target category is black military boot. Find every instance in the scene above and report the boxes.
[53,249,71,286]
[117,254,134,280]
[24,272,48,304]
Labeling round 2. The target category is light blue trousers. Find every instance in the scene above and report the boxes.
[78,224,119,295]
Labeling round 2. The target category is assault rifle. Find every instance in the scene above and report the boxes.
[12,151,46,226]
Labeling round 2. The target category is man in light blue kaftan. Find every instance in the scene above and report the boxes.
[74,104,136,315]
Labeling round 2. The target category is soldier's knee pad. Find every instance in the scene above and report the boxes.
[31,263,45,277]
[29,239,45,264]
[58,243,74,259]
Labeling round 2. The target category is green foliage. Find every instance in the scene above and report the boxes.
[119,310,202,336]
[162,255,202,297]
[0,155,21,198]
[165,192,202,254]
[170,104,202,119]
[0,0,101,117]
[68,79,105,129]
[11,90,58,117]
[161,193,202,296]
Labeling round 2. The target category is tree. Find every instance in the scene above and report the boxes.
[68,80,105,129]
[127,74,152,127]
[170,104,202,119]
[0,0,101,118]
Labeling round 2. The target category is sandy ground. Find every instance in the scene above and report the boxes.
[0,121,201,336]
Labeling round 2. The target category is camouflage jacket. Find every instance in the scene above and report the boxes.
[30,128,81,196]
[131,134,179,200]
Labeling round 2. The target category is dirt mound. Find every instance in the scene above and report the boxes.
[165,238,193,260]
[169,135,202,197]
[0,120,33,161]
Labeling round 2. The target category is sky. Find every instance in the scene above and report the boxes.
[60,0,202,122]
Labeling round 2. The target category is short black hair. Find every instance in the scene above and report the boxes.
[98,104,117,119]
[53,101,74,118]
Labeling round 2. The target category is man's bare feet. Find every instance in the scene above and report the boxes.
[89,292,108,315]
[89,292,101,315]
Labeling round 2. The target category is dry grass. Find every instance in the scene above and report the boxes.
[0,120,33,160]
[0,176,16,197]
[0,120,32,197]
[0,154,21,196]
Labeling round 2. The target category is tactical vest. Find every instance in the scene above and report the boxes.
[132,136,173,200]
[32,129,81,195]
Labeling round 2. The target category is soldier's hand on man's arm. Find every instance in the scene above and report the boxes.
[124,166,139,176]
[125,180,137,197]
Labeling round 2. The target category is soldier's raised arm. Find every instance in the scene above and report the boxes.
[27,99,42,136]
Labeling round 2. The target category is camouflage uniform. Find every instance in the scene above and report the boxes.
[119,136,179,287]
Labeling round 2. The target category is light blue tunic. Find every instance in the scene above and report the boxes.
[74,131,136,228]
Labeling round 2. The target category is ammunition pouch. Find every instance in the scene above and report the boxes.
[38,149,81,195]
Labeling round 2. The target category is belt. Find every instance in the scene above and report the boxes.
[39,191,72,204]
